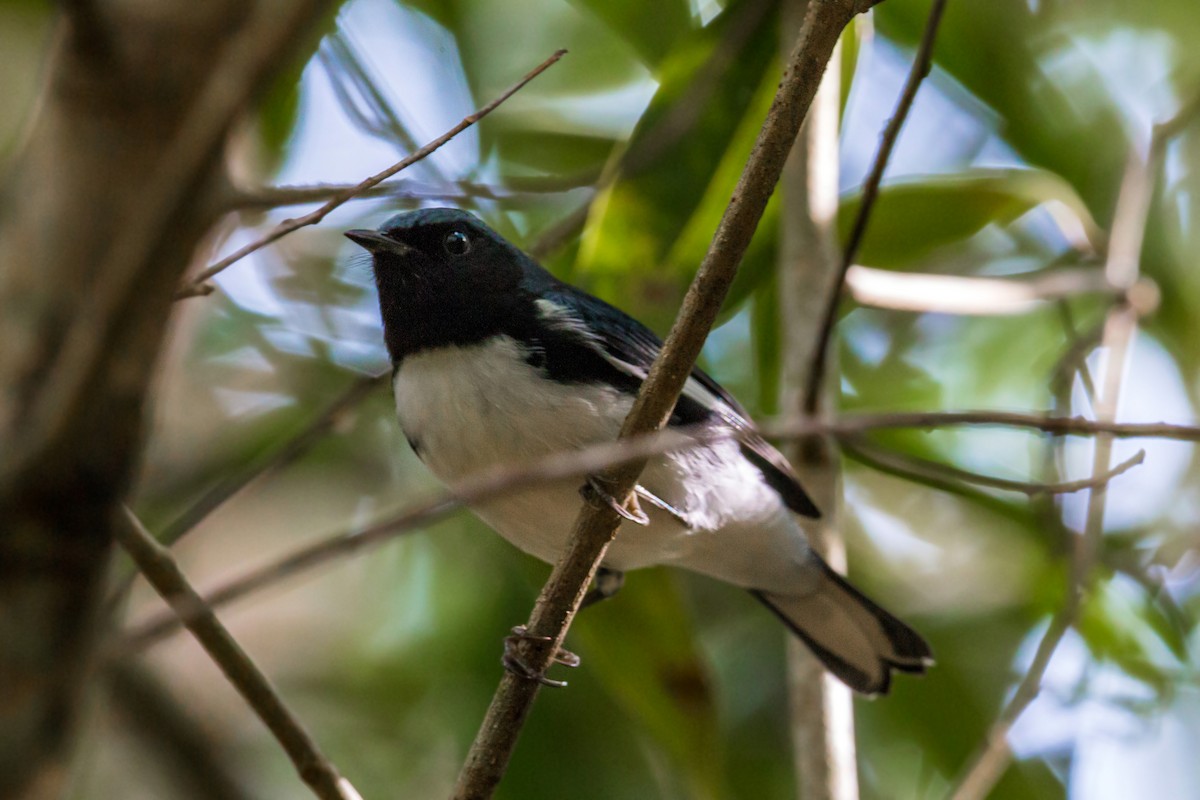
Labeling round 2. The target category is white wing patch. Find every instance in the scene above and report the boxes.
[534,298,603,346]
[533,298,735,420]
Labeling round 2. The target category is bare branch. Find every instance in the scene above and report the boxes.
[106,373,386,613]
[842,436,1145,497]
[175,49,567,299]
[845,265,1121,316]
[807,411,1200,441]
[227,179,555,211]
[161,373,386,550]
[114,509,361,800]
[118,407,1195,652]
[1052,303,1101,406]
[803,0,950,413]
[527,201,593,260]
[447,4,905,797]
[948,612,1073,800]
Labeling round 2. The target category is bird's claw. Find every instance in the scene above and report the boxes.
[502,625,580,688]
[581,476,649,526]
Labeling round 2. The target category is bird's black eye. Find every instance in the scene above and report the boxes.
[443,230,471,256]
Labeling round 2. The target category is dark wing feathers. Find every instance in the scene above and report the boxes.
[533,284,820,519]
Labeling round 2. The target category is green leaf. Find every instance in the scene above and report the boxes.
[663,61,782,326]
[573,570,723,799]
[568,0,694,70]
[491,127,618,176]
[874,0,1129,224]
[838,168,1102,268]
[575,0,779,330]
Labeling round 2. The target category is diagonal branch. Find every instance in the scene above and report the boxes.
[106,373,386,613]
[450,3,886,798]
[803,0,950,413]
[175,49,567,299]
[114,509,362,800]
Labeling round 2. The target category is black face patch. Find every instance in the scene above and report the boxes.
[362,210,529,362]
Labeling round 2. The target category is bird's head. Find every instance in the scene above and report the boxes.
[345,208,539,361]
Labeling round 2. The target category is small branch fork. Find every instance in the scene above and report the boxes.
[114,509,362,800]
[175,49,567,300]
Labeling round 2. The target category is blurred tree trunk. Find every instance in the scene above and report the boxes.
[0,3,331,798]
[778,5,858,799]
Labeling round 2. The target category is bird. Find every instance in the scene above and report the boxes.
[345,208,932,695]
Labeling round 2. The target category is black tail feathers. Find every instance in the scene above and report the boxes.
[752,558,932,695]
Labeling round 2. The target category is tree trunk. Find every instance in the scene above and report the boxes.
[0,3,330,796]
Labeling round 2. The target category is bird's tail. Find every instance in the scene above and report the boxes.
[752,558,932,695]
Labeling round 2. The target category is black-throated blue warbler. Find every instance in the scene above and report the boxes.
[346,208,931,695]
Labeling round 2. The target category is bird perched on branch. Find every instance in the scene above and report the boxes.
[346,208,931,695]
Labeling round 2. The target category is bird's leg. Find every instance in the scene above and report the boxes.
[502,626,581,688]
[502,568,624,686]
[580,475,649,525]
[580,567,625,610]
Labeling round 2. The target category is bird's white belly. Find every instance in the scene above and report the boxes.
[394,336,629,477]
[393,337,815,589]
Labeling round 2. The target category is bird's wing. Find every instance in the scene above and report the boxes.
[533,286,820,519]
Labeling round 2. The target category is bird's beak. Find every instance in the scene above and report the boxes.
[344,229,413,255]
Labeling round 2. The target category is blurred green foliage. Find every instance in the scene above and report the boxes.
[3,0,1189,797]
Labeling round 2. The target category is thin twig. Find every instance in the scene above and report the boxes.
[106,373,386,614]
[451,4,875,796]
[799,411,1200,441]
[176,49,567,299]
[159,373,386,550]
[841,436,1145,497]
[527,200,593,260]
[803,0,949,413]
[948,612,1073,800]
[844,265,1118,316]
[113,509,361,800]
[227,179,554,212]
[319,29,426,155]
[118,407,1197,651]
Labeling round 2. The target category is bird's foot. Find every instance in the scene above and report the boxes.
[579,567,625,611]
[581,476,649,526]
[502,625,581,688]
